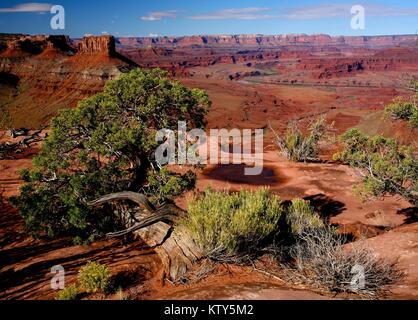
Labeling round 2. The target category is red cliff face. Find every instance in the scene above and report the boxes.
[0,35,73,57]
[118,34,417,48]
[296,47,418,79]
[78,35,116,55]
[0,34,135,128]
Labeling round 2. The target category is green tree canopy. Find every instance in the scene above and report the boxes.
[11,68,211,238]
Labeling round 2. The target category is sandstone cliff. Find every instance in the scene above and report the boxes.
[78,35,116,55]
[118,34,417,48]
[0,34,136,128]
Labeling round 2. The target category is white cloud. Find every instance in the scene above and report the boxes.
[0,3,52,13]
[141,10,179,21]
[285,4,351,19]
[284,3,418,20]
[148,33,159,37]
[190,7,273,20]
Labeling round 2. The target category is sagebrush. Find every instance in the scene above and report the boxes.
[56,284,79,300]
[286,198,324,235]
[272,116,329,162]
[182,188,284,260]
[284,227,404,297]
[78,262,111,293]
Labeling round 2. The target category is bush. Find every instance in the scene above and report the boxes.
[409,108,418,128]
[285,227,403,296]
[10,68,210,239]
[78,262,111,293]
[55,284,79,300]
[182,188,285,260]
[334,129,417,204]
[384,97,418,128]
[286,198,323,235]
[272,116,329,162]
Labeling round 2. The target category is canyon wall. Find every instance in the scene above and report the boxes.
[77,35,116,55]
[117,33,417,76]
[118,34,417,48]
[0,35,136,128]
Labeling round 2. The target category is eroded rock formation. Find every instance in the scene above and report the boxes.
[118,34,417,48]
[78,35,116,55]
[0,34,136,128]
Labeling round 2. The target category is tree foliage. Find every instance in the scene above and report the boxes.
[10,68,211,238]
[334,129,417,204]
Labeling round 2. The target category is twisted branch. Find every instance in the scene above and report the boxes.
[89,192,185,238]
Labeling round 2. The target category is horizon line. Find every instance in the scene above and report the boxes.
[3,32,418,39]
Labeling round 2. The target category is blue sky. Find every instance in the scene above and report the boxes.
[0,0,417,37]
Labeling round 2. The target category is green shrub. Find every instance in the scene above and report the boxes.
[334,129,417,204]
[286,198,323,235]
[183,188,285,259]
[384,97,418,128]
[409,108,418,128]
[273,116,329,162]
[78,262,111,293]
[55,284,79,300]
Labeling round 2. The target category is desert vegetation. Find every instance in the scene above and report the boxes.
[56,261,111,300]
[10,68,210,239]
[271,116,331,162]
[182,188,284,261]
[286,198,324,234]
[56,284,79,301]
[281,226,403,297]
[78,262,111,293]
[180,189,403,297]
[334,129,417,204]
[384,95,418,128]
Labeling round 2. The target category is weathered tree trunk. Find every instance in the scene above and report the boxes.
[89,192,203,282]
[0,130,45,159]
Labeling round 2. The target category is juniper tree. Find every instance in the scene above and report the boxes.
[10,68,211,238]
